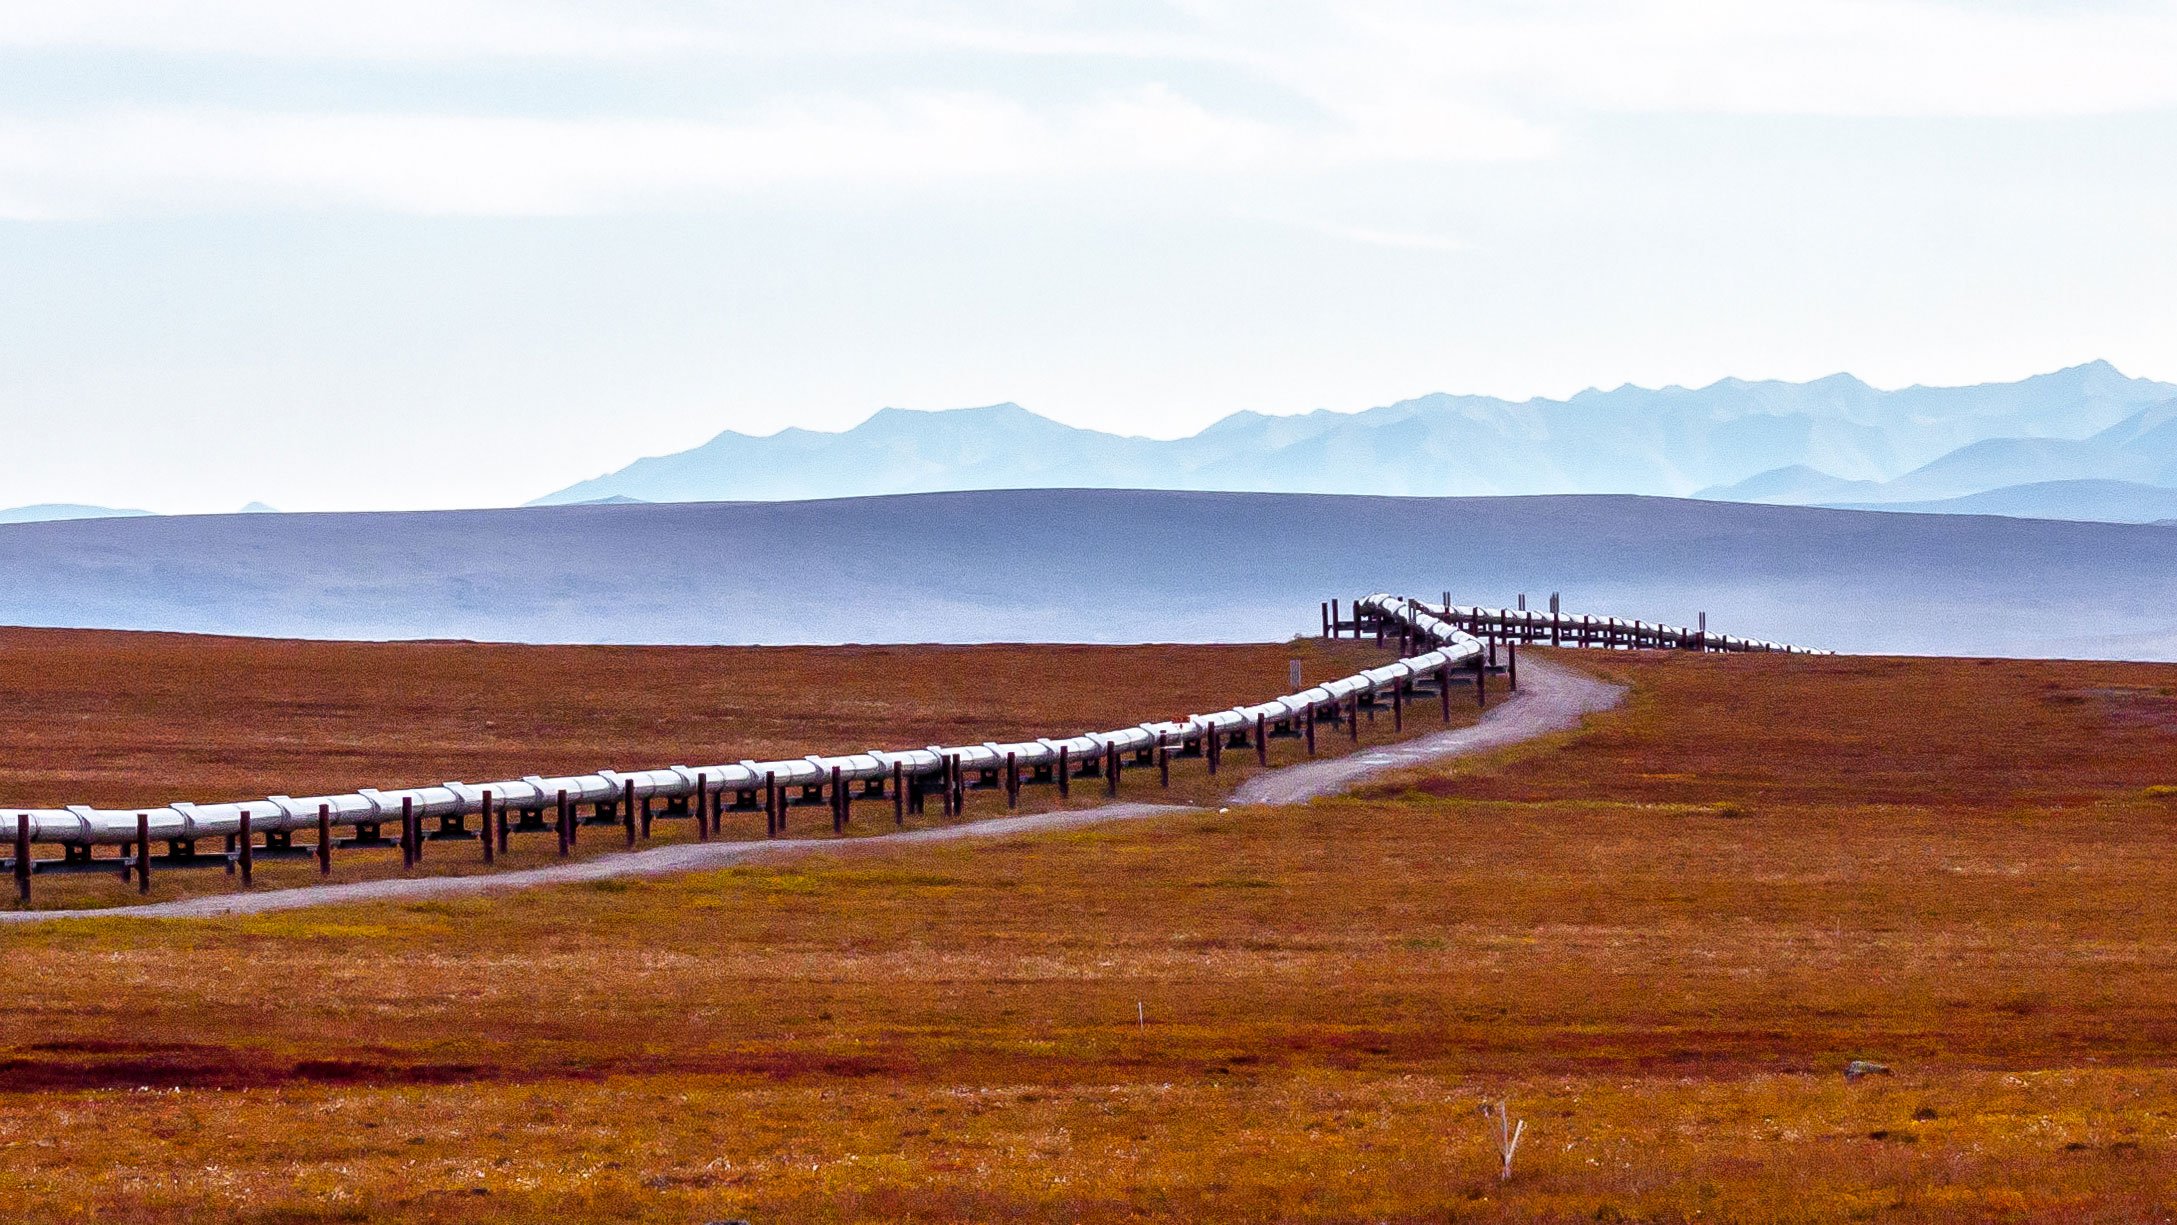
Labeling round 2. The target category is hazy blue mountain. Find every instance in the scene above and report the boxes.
[533,362,2177,508]
[0,490,2172,660]
[541,404,1169,504]
[1873,436,2158,501]
[1694,465,1887,504]
[1708,388,2177,510]
[1824,479,2177,524]
[0,503,153,525]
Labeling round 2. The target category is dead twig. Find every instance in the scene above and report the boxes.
[1483,1099,1526,1181]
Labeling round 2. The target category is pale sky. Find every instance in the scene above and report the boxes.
[3,0,2175,513]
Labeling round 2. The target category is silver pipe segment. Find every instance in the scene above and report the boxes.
[0,593,1815,846]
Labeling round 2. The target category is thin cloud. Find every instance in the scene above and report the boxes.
[2,1,2175,217]
[0,91,1551,219]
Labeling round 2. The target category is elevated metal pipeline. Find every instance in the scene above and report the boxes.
[1,594,1819,848]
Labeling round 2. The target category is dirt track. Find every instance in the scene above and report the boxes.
[4,657,1621,921]
[1228,655,1623,804]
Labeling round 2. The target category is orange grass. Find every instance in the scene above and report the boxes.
[0,648,2175,1220]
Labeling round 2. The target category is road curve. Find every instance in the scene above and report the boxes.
[1229,655,1623,804]
[3,656,1622,922]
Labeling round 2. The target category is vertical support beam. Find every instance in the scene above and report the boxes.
[1508,642,1519,691]
[833,765,847,832]
[764,772,779,836]
[479,791,495,864]
[1392,682,1404,731]
[695,774,710,842]
[1320,601,1330,638]
[1330,598,1341,639]
[401,796,416,869]
[1005,752,1019,810]
[1552,593,1563,646]
[556,789,571,856]
[1057,745,1071,799]
[1206,728,1219,776]
[14,814,29,905]
[892,762,905,826]
[639,793,653,840]
[622,780,637,847]
[140,812,156,893]
[495,794,509,855]
[1474,654,1488,707]
[316,804,332,876]
[237,809,254,886]
[1305,703,1318,755]
[1349,697,1360,743]
[1255,715,1268,766]
[1158,735,1171,787]
[1105,741,1119,797]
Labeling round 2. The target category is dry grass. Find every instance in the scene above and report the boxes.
[1,645,2175,1220]
[0,627,1395,808]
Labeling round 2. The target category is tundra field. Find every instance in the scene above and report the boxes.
[1,634,2175,1222]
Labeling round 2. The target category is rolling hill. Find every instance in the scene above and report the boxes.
[0,490,2169,659]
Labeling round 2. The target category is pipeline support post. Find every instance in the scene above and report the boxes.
[317,803,332,876]
[13,814,29,905]
[139,812,155,893]
[479,791,495,864]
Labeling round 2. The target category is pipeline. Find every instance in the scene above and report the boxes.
[0,594,1820,865]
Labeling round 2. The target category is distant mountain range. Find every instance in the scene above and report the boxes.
[531,361,2177,522]
[0,503,152,526]
[0,491,2171,659]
